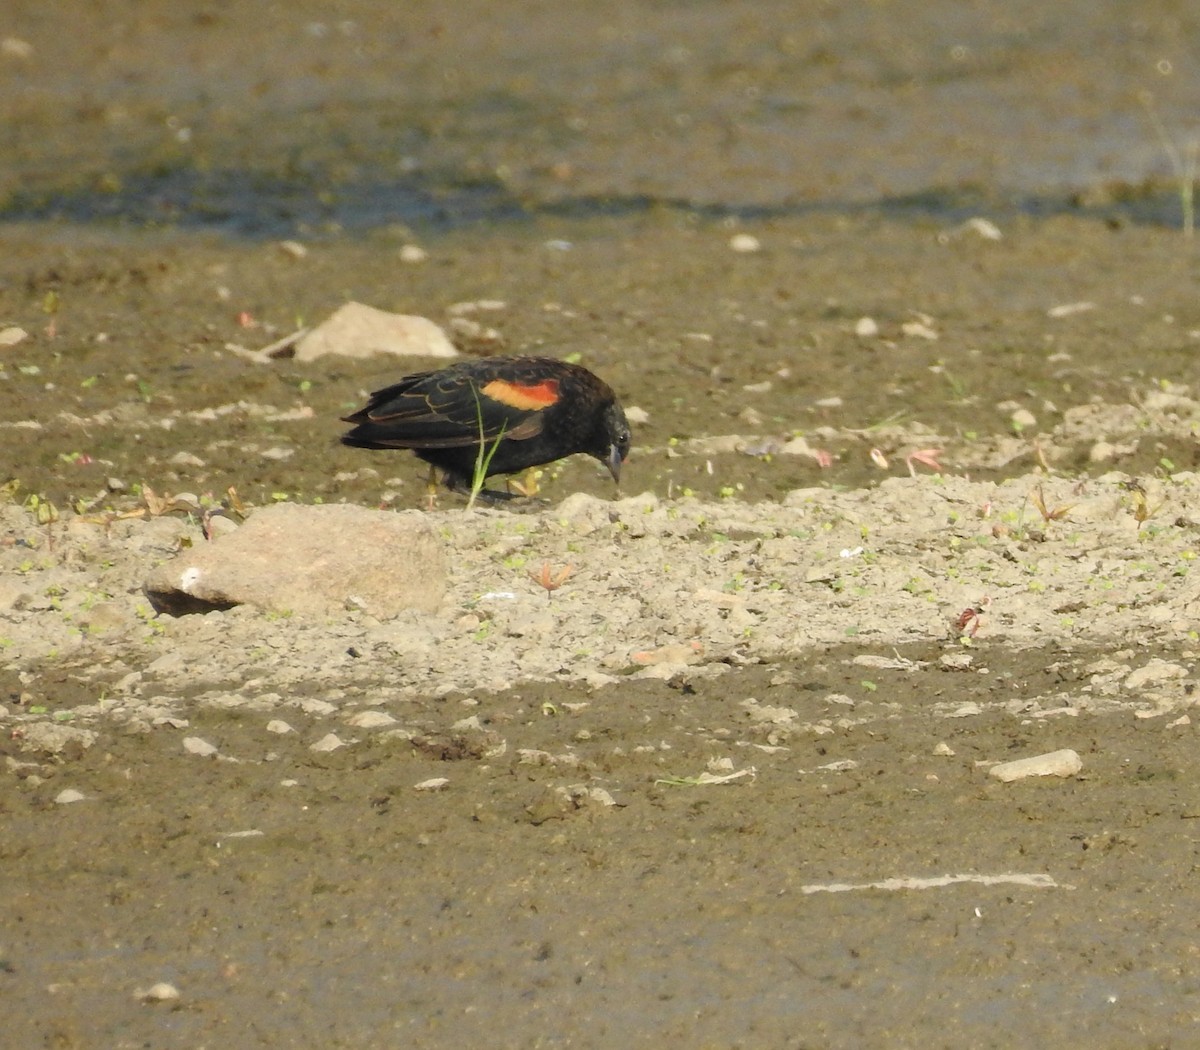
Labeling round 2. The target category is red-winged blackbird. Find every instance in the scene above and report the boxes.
[340,356,631,500]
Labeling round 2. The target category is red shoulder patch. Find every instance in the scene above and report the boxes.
[482,378,560,411]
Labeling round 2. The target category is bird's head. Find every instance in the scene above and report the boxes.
[599,401,632,483]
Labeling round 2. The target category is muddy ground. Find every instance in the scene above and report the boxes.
[5,2,1200,1048]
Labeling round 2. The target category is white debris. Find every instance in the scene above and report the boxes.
[1048,301,1096,318]
[802,872,1061,895]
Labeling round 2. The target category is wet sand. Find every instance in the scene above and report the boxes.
[4,2,1200,1046]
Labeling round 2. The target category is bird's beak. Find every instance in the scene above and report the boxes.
[606,444,624,484]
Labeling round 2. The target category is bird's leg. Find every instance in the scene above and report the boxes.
[422,465,440,511]
[442,471,520,504]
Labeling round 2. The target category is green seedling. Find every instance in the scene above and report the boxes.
[466,383,507,511]
[1140,90,1198,237]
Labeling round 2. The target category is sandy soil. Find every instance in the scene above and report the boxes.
[5,2,1200,1047]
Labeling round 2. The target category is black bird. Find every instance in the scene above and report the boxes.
[341,356,631,500]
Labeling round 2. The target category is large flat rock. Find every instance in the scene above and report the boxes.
[144,504,445,618]
[293,302,458,362]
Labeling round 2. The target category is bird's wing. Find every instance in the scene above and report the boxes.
[344,370,556,448]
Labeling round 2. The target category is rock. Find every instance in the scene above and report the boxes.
[415,777,449,791]
[729,233,761,253]
[310,733,346,752]
[265,720,294,735]
[137,982,181,1003]
[55,788,87,804]
[345,710,397,728]
[183,737,218,757]
[989,748,1082,783]
[293,302,457,362]
[17,723,97,756]
[144,504,446,618]
[1124,659,1187,691]
[1010,408,1037,432]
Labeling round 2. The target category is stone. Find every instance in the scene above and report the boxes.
[293,302,457,362]
[144,503,446,618]
[989,748,1082,783]
[17,723,97,756]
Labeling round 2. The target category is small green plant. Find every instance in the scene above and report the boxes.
[466,384,506,511]
[1140,91,1197,237]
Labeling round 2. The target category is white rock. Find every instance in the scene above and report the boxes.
[183,737,218,757]
[144,503,446,619]
[988,748,1082,783]
[946,702,983,718]
[1124,659,1187,691]
[310,733,346,752]
[1010,408,1037,431]
[415,777,449,791]
[293,302,458,362]
[729,233,761,253]
[0,326,28,347]
[901,320,939,340]
[854,317,879,337]
[265,720,294,735]
[345,710,397,728]
[16,723,97,755]
[137,982,181,1003]
[960,217,1003,240]
[55,788,87,804]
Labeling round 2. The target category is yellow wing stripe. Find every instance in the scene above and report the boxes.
[481,378,560,411]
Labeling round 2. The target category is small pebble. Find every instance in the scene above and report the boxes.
[901,320,938,340]
[729,233,761,253]
[415,777,449,792]
[138,982,181,1003]
[55,788,87,805]
[1010,408,1037,431]
[854,317,879,337]
[182,737,218,757]
[265,720,294,735]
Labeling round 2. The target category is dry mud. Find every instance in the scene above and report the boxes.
[6,1,1200,1046]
